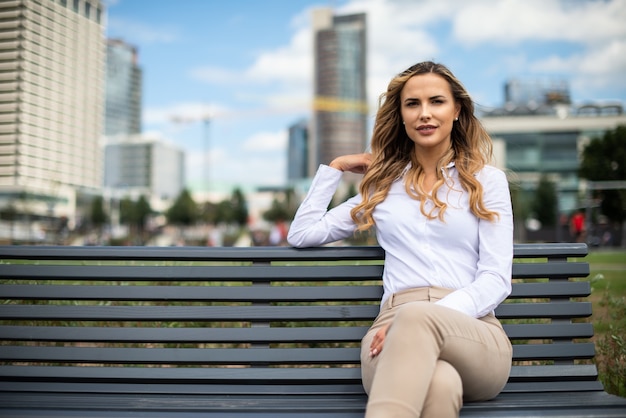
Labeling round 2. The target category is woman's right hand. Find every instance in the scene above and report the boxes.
[369,324,390,357]
[329,153,372,174]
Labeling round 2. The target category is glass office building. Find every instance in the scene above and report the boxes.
[105,39,142,137]
[483,111,626,215]
[311,9,367,181]
[287,119,309,183]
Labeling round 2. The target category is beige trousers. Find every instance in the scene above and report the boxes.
[360,286,512,418]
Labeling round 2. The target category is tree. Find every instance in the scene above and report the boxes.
[134,195,152,232]
[531,175,558,227]
[215,200,234,224]
[263,188,297,223]
[579,125,626,223]
[230,188,248,227]
[119,197,135,225]
[90,195,107,229]
[263,198,291,223]
[166,189,198,225]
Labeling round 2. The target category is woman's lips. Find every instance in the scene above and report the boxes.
[417,125,436,134]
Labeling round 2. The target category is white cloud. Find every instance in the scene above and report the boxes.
[189,23,312,88]
[241,130,288,152]
[244,27,312,87]
[453,0,626,46]
[531,38,626,98]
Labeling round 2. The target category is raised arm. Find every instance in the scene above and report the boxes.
[287,153,371,248]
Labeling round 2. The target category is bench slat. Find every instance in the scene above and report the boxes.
[512,262,589,279]
[0,346,363,365]
[0,302,591,321]
[0,281,591,301]
[508,281,590,298]
[0,284,384,302]
[2,262,589,282]
[0,243,589,262]
[0,379,606,397]
[0,323,593,343]
[0,245,388,262]
[502,323,594,340]
[0,325,371,343]
[0,264,384,282]
[0,364,599,385]
[495,301,592,319]
[0,304,381,321]
[508,364,598,381]
[0,343,596,364]
[512,343,595,360]
[512,243,588,258]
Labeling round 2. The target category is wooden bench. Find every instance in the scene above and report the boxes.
[0,243,625,417]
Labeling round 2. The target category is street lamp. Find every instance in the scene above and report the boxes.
[202,116,210,193]
[171,112,212,194]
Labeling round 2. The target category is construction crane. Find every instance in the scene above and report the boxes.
[169,96,370,192]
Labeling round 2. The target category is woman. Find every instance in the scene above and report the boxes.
[288,61,513,418]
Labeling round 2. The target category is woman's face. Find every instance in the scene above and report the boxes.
[400,73,460,158]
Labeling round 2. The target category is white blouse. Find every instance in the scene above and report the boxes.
[287,163,514,319]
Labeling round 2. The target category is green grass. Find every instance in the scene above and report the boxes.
[581,249,626,398]
[583,249,626,329]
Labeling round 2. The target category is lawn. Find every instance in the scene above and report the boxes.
[580,248,626,397]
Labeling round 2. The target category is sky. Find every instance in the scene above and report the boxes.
[104,0,626,194]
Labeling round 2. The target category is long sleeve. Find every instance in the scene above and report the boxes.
[434,168,514,318]
[287,165,360,248]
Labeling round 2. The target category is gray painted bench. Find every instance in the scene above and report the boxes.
[1,243,625,417]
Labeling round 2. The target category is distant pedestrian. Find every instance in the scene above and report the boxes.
[570,210,585,242]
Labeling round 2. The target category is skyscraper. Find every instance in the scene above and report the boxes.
[0,0,105,225]
[286,118,309,183]
[105,39,142,137]
[311,9,367,180]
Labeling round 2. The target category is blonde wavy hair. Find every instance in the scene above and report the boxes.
[351,61,499,231]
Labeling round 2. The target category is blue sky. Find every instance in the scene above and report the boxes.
[104,0,626,194]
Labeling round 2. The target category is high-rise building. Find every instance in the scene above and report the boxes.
[311,9,367,181]
[286,119,309,183]
[105,39,142,137]
[0,0,105,227]
[104,135,185,202]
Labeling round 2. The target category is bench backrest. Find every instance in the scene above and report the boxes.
[0,243,597,395]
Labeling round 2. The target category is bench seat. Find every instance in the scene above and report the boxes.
[1,243,625,417]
